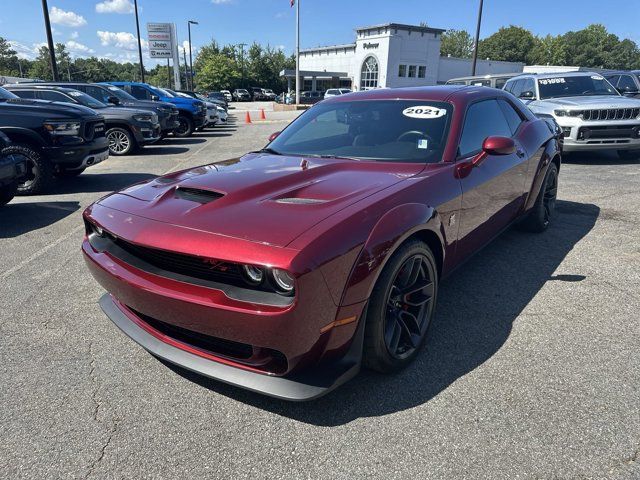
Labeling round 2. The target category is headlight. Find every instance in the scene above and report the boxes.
[241,265,264,285]
[554,109,570,117]
[133,114,153,123]
[43,120,81,136]
[271,269,295,293]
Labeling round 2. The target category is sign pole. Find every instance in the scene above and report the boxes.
[171,24,181,89]
[295,0,300,105]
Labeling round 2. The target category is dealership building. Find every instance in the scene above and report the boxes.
[282,23,523,92]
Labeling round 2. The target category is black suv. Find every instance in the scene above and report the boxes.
[0,131,27,206]
[0,86,108,195]
[5,85,161,156]
[33,82,180,138]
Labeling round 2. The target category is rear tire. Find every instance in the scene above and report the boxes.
[106,127,135,156]
[2,144,53,195]
[0,182,17,206]
[617,149,640,160]
[174,115,194,137]
[519,162,559,233]
[363,240,439,373]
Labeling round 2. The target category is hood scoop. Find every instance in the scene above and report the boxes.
[174,187,224,204]
[275,197,328,205]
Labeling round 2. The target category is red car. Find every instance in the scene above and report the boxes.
[83,86,561,401]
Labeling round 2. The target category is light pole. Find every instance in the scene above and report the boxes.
[134,0,145,83]
[40,0,59,81]
[471,0,484,76]
[188,20,198,91]
[295,0,300,104]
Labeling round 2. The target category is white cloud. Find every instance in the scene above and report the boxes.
[8,41,46,60]
[95,0,134,14]
[49,7,87,27]
[70,31,79,39]
[181,40,196,58]
[66,40,95,55]
[97,30,147,51]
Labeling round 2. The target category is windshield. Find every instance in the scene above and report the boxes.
[0,87,18,100]
[106,85,137,101]
[268,100,452,163]
[65,90,106,109]
[151,86,173,97]
[538,75,618,99]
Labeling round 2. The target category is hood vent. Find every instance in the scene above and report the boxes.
[174,187,224,204]
[275,197,327,205]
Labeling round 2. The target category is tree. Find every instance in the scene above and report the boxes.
[29,46,53,80]
[440,29,474,58]
[528,34,566,66]
[562,24,618,69]
[0,36,20,76]
[55,43,72,80]
[478,25,537,63]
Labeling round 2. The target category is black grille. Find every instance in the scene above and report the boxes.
[84,121,105,140]
[174,187,224,204]
[111,236,244,285]
[580,108,640,121]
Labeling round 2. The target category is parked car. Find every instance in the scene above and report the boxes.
[249,87,265,101]
[178,90,227,112]
[446,73,521,89]
[6,85,160,156]
[603,71,640,99]
[169,90,219,128]
[32,82,180,139]
[233,89,251,102]
[83,85,561,400]
[503,72,640,159]
[0,86,108,194]
[262,89,277,101]
[0,131,27,206]
[108,82,206,137]
[204,91,229,110]
[324,88,352,98]
[220,90,232,102]
[300,91,324,104]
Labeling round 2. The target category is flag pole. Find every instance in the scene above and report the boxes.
[295,0,300,105]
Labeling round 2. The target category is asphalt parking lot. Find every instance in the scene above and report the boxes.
[1,104,639,479]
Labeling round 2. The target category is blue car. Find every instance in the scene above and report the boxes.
[106,82,206,137]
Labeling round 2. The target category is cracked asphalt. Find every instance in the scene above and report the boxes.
[1,105,639,479]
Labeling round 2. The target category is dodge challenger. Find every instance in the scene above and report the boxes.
[82,86,561,401]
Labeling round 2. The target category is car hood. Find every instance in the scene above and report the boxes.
[538,95,640,109]
[100,106,153,118]
[2,98,98,117]
[98,153,423,247]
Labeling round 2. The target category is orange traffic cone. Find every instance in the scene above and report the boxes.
[260,109,266,120]
[245,111,252,124]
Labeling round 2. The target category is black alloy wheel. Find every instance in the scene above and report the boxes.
[174,115,194,137]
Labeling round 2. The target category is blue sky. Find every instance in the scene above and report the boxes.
[3,0,640,65]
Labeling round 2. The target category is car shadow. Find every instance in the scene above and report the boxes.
[193,132,234,138]
[0,201,80,238]
[160,138,207,145]
[563,150,640,165]
[137,146,190,155]
[39,172,157,195]
[163,200,600,425]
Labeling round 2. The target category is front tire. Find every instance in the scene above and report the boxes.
[0,182,17,206]
[174,115,194,137]
[519,162,558,233]
[106,127,135,156]
[2,144,53,195]
[363,240,439,373]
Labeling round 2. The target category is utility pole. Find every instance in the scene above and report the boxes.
[295,0,300,104]
[41,0,59,81]
[188,20,198,91]
[133,0,145,83]
[183,48,188,87]
[238,43,246,89]
[471,0,484,76]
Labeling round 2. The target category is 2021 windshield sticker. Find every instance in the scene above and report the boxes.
[539,78,566,85]
[402,106,447,119]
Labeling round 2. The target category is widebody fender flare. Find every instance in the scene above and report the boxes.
[524,137,561,212]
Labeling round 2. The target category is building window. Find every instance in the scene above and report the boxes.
[418,66,426,78]
[398,64,407,77]
[408,65,417,78]
[360,56,379,90]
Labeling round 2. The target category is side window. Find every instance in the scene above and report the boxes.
[508,79,524,97]
[84,85,110,103]
[520,78,536,97]
[495,78,508,89]
[458,99,513,157]
[606,75,620,87]
[498,99,524,134]
[11,90,35,99]
[617,75,638,92]
[37,90,72,103]
[130,85,150,100]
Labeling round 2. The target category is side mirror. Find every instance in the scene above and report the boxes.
[482,136,516,156]
[268,131,281,142]
[150,95,159,101]
[519,90,536,101]
[107,96,120,105]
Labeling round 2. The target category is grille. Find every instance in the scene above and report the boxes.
[84,121,105,141]
[174,187,224,204]
[580,108,640,121]
[110,236,244,285]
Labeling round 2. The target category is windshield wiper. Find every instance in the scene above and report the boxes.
[252,147,282,155]
[307,154,360,161]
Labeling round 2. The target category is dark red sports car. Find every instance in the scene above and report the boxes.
[83,86,561,400]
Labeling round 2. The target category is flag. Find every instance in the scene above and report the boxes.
[291,0,295,6]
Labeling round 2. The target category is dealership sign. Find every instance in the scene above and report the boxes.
[147,23,173,58]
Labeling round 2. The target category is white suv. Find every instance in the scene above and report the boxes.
[504,72,640,159]
[324,88,352,98]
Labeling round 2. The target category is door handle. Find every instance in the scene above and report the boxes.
[516,149,526,158]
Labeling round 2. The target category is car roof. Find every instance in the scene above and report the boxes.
[447,72,521,82]
[4,84,78,93]
[507,71,605,81]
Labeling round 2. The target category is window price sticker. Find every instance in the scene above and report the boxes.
[402,106,447,119]
[539,78,566,85]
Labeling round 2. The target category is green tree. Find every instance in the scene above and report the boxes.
[562,24,618,68]
[440,29,474,58]
[29,46,54,80]
[528,34,566,65]
[194,40,241,91]
[478,25,537,63]
[0,37,20,76]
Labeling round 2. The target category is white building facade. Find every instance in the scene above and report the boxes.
[292,23,523,91]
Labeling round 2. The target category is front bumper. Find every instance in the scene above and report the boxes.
[558,119,640,152]
[99,293,363,401]
[43,136,109,169]
[159,112,180,133]
[133,123,161,145]
[194,112,207,128]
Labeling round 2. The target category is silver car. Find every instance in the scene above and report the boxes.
[504,72,640,159]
